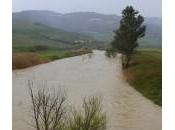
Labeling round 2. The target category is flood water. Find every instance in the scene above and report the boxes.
[13,50,161,130]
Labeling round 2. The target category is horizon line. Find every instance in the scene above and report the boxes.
[12,9,162,19]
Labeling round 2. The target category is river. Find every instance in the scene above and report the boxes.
[13,50,161,130]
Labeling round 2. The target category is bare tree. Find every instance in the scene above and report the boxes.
[28,82,66,130]
[28,81,107,130]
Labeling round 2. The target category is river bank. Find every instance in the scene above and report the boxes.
[12,48,92,69]
[124,49,162,106]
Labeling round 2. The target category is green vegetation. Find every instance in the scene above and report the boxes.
[13,22,107,51]
[110,6,146,69]
[124,49,162,106]
[13,22,95,45]
[106,6,161,105]
[105,48,117,58]
[13,49,92,69]
[68,96,106,130]
[12,23,94,69]
[13,11,162,48]
[38,49,92,61]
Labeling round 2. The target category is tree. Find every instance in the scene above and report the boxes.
[111,6,146,69]
[28,82,67,130]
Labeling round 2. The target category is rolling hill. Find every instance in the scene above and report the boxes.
[13,22,107,52]
[13,10,162,48]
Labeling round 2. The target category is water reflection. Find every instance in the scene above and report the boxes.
[81,52,94,62]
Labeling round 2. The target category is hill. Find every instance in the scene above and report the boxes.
[13,10,162,48]
[13,22,105,52]
[13,22,96,69]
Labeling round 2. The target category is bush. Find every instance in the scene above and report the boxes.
[12,53,46,69]
[34,45,50,51]
[68,96,106,130]
[50,55,61,60]
[105,48,117,58]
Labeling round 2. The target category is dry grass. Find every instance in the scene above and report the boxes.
[12,53,47,69]
[123,69,134,81]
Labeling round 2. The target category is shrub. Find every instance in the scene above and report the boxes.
[12,53,46,69]
[68,96,106,130]
[34,45,50,51]
[105,48,117,58]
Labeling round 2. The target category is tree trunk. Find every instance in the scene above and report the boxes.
[125,55,131,68]
[122,54,131,69]
[121,55,125,69]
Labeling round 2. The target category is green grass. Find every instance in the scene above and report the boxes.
[12,22,104,51]
[12,22,94,69]
[38,49,92,61]
[125,49,162,106]
[13,48,92,69]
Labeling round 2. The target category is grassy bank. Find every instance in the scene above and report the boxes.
[124,49,162,106]
[13,48,92,69]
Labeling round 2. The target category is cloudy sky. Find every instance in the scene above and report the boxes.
[13,0,162,17]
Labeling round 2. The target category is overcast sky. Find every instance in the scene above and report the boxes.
[13,0,162,17]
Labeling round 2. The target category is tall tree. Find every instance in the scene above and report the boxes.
[111,6,146,68]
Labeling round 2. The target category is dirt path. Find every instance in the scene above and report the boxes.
[13,50,161,130]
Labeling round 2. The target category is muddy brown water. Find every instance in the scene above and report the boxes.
[13,50,161,130]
